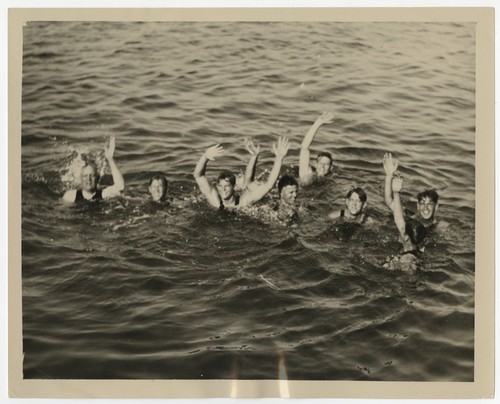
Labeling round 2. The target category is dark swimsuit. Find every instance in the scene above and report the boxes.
[75,189,103,202]
[219,195,239,211]
[340,209,366,224]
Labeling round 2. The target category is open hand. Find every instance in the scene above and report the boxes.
[205,144,224,161]
[383,152,398,176]
[272,136,290,159]
[244,137,260,156]
[104,136,116,160]
[392,175,404,193]
[317,111,335,125]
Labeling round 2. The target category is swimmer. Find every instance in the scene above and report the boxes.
[299,111,335,186]
[62,136,124,203]
[383,153,426,271]
[384,153,441,230]
[148,174,168,202]
[413,189,440,229]
[328,187,374,224]
[193,136,290,210]
[276,175,301,223]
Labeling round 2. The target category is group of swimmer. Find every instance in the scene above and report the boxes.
[62,112,440,270]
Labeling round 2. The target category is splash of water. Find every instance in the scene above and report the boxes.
[60,144,107,189]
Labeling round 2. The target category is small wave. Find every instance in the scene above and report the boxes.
[386,91,424,103]
[22,175,63,198]
[344,122,378,134]
[156,72,172,79]
[24,51,59,60]
[260,73,288,84]
[343,41,372,49]
[22,133,53,146]
[111,47,144,56]
[121,97,178,112]
[440,97,474,109]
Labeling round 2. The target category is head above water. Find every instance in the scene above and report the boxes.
[80,163,99,192]
[278,175,299,205]
[217,171,236,186]
[345,187,367,216]
[216,171,236,200]
[148,174,168,202]
[278,175,299,195]
[416,189,439,221]
[316,151,333,177]
[417,189,439,203]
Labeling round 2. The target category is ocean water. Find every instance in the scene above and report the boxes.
[21,21,475,380]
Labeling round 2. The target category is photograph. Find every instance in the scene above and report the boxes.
[8,6,494,399]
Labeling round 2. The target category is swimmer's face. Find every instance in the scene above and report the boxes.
[81,165,98,192]
[345,192,365,216]
[217,179,235,200]
[281,185,298,205]
[316,156,332,177]
[417,196,437,221]
[149,179,167,202]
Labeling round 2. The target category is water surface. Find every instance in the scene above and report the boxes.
[22,21,475,381]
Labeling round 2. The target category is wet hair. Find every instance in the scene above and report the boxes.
[149,174,168,190]
[405,219,427,246]
[346,187,367,203]
[278,175,299,194]
[417,189,439,203]
[217,171,236,186]
[317,151,333,163]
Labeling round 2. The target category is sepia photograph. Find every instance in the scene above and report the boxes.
[8,6,494,399]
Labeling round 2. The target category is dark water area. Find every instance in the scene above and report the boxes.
[21,22,475,380]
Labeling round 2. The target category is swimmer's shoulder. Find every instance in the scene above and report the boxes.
[62,189,77,203]
[298,203,309,214]
[328,209,342,220]
[101,184,122,199]
[363,215,375,225]
[421,219,448,234]
[435,220,449,232]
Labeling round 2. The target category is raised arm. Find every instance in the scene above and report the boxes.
[383,152,398,211]
[193,144,224,208]
[102,136,125,199]
[243,137,260,189]
[299,112,334,183]
[240,136,289,207]
[391,175,406,239]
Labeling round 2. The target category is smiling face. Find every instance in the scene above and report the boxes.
[80,165,98,192]
[316,155,333,177]
[217,179,235,201]
[345,191,365,216]
[149,179,167,202]
[280,185,298,206]
[417,197,437,221]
